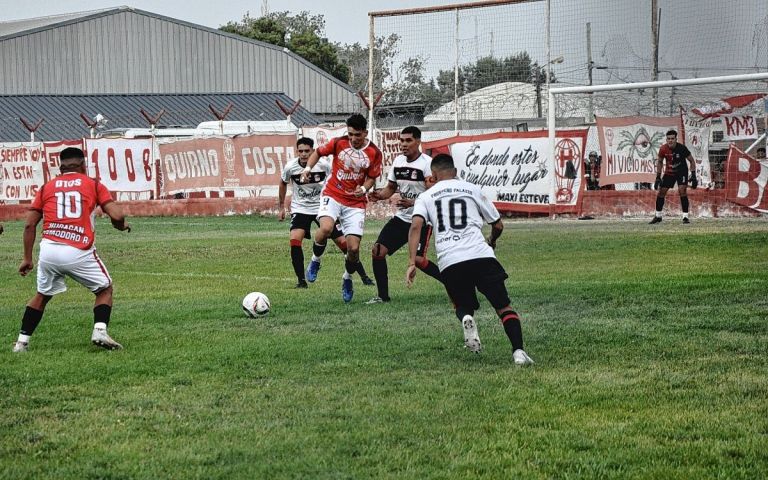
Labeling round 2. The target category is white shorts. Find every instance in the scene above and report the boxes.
[317,195,366,237]
[36,240,112,296]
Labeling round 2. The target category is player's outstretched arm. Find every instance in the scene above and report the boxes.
[103,202,131,232]
[369,180,397,201]
[19,210,42,276]
[488,219,503,249]
[277,181,288,221]
[405,216,426,287]
[300,151,321,183]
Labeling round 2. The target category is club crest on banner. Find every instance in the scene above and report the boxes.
[554,138,581,203]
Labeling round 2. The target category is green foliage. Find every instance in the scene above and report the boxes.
[220,11,349,83]
[1,217,767,479]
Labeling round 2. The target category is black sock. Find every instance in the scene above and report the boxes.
[20,306,44,336]
[681,196,689,213]
[355,261,370,279]
[418,260,443,282]
[312,241,327,258]
[372,257,389,300]
[290,245,305,281]
[655,196,665,212]
[345,258,358,276]
[94,304,112,327]
[500,311,524,351]
[456,308,473,322]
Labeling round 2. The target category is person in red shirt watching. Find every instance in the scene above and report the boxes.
[13,147,131,353]
[650,129,697,224]
[299,114,383,303]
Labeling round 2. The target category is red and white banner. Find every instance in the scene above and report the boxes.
[0,142,45,201]
[42,139,84,182]
[423,130,588,213]
[374,128,402,187]
[725,144,768,213]
[596,115,682,185]
[682,115,713,187]
[158,134,296,194]
[302,125,347,159]
[85,138,155,193]
[722,114,758,141]
[692,93,766,119]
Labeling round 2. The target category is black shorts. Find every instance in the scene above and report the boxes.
[661,172,689,189]
[375,216,431,257]
[441,257,510,312]
[290,213,343,240]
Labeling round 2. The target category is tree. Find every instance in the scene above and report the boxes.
[461,52,556,94]
[220,11,349,83]
[335,34,401,93]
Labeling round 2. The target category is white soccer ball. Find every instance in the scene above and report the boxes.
[242,292,271,317]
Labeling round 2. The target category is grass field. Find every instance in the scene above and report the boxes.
[1,215,767,479]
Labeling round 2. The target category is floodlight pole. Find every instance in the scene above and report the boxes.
[368,14,375,133]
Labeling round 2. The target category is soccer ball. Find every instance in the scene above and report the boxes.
[242,292,271,317]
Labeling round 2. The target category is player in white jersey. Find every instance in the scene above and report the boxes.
[366,126,443,303]
[406,153,534,365]
[278,137,373,288]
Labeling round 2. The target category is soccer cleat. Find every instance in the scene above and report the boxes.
[296,280,308,289]
[649,217,662,224]
[365,296,390,304]
[361,276,375,286]
[91,328,123,350]
[682,217,690,224]
[306,260,321,283]
[513,349,535,366]
[12,341,28,353]
[462,315,482,353]
[342,278,354,303]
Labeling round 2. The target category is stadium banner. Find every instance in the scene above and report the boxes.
[596,115,682,185]
[724,144,768,213]
[682,115,713,188]
[422,129,588,213]
[85,138,154,193]
[158,134,296,193]
[0,142,45,201]
[722,114,758,141]
[42,139,84,182]
[374,128,402,188]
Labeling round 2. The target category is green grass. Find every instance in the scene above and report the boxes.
[1,216,767,479]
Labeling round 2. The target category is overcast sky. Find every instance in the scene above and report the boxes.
[0,0,461,45]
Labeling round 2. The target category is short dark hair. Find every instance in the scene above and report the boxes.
[296,137,314,148]
[60,147,85,162]
[401,126,422,139]
[666,129,678,137]
[431,153,455,171]
[346,113,367,131]
[757,147,766,153]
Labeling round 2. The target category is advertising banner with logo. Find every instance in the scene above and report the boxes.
[1,142,46,201]
[682,115,713,188]
[158,134,296,194]
[725,144,768,213]
[85,138,155,193]
[722,114,758,141]
[596,115,681,185]
[42,139,84,182]
[423,130,588,213]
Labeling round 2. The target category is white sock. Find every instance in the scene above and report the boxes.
[17,334,30,344]
[311,255,321,263]
[682,213,689,219]
[94,322,107,331]
[655,211,662,218]
[342,271,352,280]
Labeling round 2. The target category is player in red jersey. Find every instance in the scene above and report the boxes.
[299,114,383,303]
[650,129,697,224]
[12,147,131,353]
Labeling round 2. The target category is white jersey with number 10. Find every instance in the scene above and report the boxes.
[412,178,501,271]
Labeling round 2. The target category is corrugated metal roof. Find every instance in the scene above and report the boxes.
[0,92,319,142]
[0,6,355,98]
[0,7,116,37]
